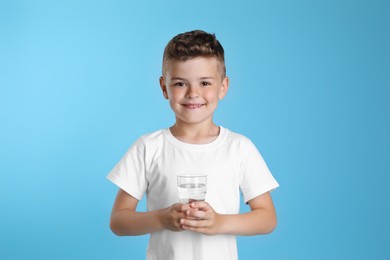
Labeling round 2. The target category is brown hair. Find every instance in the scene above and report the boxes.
[162,30,226,77]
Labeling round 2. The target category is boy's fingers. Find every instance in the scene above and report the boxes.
[186,209,206,219]
[190,201,210,209]
[180,218,209,228]
[190,201,210,210]
[178,203,191,212]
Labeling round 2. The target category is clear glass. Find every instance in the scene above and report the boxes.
[177,175,207,203]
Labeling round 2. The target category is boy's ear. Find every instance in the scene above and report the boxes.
[159,76,169,99]
[219,76,229,99]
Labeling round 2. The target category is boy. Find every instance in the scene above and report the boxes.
[107,30,279,260]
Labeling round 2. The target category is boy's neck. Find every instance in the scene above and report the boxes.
[169,122,220,144]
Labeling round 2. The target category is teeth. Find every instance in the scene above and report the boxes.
[185,104,202,109]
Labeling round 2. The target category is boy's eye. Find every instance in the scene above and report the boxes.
[201,81,211,87]
[174,82,185,87]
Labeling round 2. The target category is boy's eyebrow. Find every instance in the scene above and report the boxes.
[170,77,186,81]
[170,76,216,80]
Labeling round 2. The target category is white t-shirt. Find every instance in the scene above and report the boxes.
[107,126,279,260]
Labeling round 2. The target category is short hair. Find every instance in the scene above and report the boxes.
[162,30,226,77]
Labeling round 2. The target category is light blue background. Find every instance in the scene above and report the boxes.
[1,0,389,259]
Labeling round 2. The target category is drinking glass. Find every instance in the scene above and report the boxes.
[177,175,207,203]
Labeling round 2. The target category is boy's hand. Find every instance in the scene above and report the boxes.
[179,201,221,235]
[160,203,186,232]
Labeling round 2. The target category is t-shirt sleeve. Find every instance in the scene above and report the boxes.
[239,138,279,203]
[106,138,147,200]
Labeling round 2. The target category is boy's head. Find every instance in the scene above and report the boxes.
[162,30,226,79]
[160,30,229,126]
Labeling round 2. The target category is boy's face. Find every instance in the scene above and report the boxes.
[160,57,229,126]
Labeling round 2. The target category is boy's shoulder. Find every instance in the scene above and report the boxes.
[138,128,166,144]
[224,127,254,145]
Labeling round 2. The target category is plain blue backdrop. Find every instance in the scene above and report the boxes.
[1,0,389,259]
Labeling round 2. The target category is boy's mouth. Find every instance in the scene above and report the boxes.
[182,103,204,109]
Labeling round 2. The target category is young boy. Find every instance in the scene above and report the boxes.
[107,30,279,260]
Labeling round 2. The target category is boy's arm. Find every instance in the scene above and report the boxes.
[180,192,277,236]
[110,189,186,236]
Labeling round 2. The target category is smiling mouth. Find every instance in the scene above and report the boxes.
[182,104,204,109]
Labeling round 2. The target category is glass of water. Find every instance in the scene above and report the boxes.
[177,175,207,204]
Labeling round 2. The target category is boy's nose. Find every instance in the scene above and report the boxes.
[185,86,200,99]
